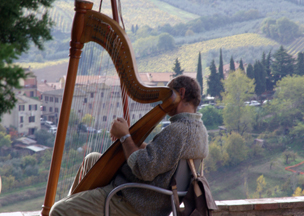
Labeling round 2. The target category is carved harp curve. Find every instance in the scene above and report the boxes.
[77,1,173,104]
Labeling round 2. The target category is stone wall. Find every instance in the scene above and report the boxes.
[213,197,304,216]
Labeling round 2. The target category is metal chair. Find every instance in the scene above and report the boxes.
[105,159,201,216]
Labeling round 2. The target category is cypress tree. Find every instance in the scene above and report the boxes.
[295,52,304,75]
[265,51,274,91]
[219,48,224,80]
[196,52,203,96]
[272,46,295,83]
[172,58,184,77]
[230,56,235,71]
[254,60,266,97]
[239,59,244,71]
[207,60,222,99]
[246,64,254,79]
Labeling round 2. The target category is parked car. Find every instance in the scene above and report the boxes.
[86,127,96,133]
[48,126,57,135]
[249,100,261,106]
[45,121,55,128]
[40,118,46,125]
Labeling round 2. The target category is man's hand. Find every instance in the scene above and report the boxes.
[110,117,130,141]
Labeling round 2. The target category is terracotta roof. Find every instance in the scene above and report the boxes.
[38,82,56,93]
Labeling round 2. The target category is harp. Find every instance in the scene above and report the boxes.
[41,1,180,215]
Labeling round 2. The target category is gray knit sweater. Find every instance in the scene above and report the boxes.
[113,112,209,216]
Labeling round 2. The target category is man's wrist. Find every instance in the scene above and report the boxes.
[120,134,131,143]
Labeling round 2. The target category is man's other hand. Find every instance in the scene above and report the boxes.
[110,117,129,140]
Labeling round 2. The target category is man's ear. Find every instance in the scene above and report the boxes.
[179,88,186,99]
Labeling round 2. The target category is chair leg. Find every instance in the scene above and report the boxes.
[171,195,177,216]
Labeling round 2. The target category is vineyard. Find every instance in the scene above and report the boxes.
[45,0,197,33]
[287,37,304,56]
[136,33,279,73]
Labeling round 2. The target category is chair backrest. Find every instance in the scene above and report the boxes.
[175,159,201,191]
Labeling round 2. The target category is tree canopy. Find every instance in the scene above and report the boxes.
[0,0,54,119]
[207,59,223,99]
[172,58,184,77]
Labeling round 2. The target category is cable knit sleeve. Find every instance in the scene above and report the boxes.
[128,123,188,181]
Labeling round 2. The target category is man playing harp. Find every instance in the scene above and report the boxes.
[50,75,209,216]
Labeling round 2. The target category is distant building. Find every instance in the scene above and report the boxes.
[1,95,42,135]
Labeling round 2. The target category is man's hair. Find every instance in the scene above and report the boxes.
[168,75,201,107]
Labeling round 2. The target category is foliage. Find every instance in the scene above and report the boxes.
[256,175,267,198]
[295,52,304,76]
[69,109,80,127]
[196,52,203,96]
[0,124,6,133]
[21,155,37,169]
[172,58,184,77]
[34,129,54,147]
[222,69,255,134]
[268,75,304,128]
[271,46,295,84]
[199,106,223,129]
[218,48,224,80]
[207,59,223,99]
[282,151,297,164]
[246,63,254,79]
[253,60,266,97]
[81,113,95,126]
[157,33,176,52]
[239,59,244,71]
[0,131,11,148]
[229,56,235,71]
[293,187,304,197]
[0,0,54,119]
[261,17,301,43]
[225,132,247,166]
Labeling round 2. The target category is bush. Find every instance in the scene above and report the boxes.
[199,106,223,129]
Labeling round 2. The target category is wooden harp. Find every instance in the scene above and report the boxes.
[41,1,180,215]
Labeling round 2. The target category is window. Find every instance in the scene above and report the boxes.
[29,105,32,111]
[116,102,120,108]
[41,95,43,100]
[78,110,81,113]
[139,114,142,118]
[113,115,116,119]
[89,103,92,109]
[34,105,38,110]
[45,96,49,101]
[103,103,105,108]
[29,116,35,123]
[84,98,87,103]
[49,107,53,112]
[50,97,53,102]
[101,92,104,98]
[42,106,46,111]
[19,105,25,111]
[103,116,107,121]
[30,91,34,97]
[91,92,94,98]
[55,98,59,103]
[20,116,24,123]
[55,108,59,113]
[132,114,135,119]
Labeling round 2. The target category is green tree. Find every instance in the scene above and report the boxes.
[198,106,223,129]
[229,56,235,71]
[295,52,304,76]
[239,59,244,71]
[268,75,304,128]
[254,60,266,98]
[21,155,37,169]
[265,51,274,91]
[225,132,247,166]
[0,0,54,120]
[0,131,11,148]
[0,124,6,133]
[81,113,95,126]
[256,175,267,198]
[272,46,295,83]
[196,52,203,96]
[218,48,224,80]
[69,109,80,127]
[34,129,54,146]
[246,63,254,79]
[172,58,184,77]
[157,33,175,52]
[222,69,255,135]
[207,59,223,99]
